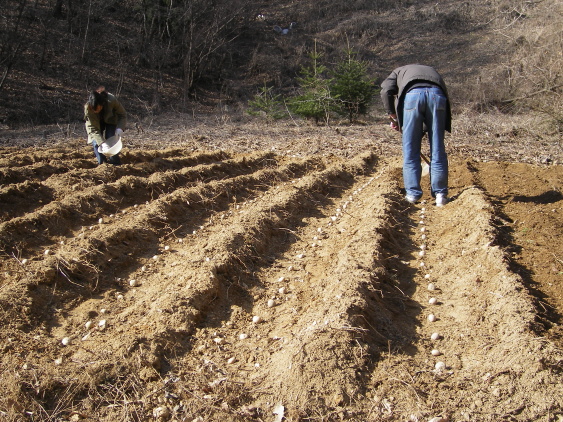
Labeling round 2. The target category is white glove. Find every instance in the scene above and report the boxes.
[115,128,123,137]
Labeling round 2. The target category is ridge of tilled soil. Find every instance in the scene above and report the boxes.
[0,147,562,421]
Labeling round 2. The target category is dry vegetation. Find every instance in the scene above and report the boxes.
[0,0,562,421]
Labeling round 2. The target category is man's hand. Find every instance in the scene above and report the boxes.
[389,114,399,131]
[115,128,123,137]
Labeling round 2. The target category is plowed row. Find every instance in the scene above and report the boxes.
[0,146,562,421]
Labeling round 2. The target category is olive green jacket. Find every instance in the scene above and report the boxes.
[84,93,127,144]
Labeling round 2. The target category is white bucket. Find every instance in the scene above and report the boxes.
[98,135,122,157]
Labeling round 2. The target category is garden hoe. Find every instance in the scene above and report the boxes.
[421,153,430,177]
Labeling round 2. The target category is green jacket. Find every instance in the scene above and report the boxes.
[84,93,127,144]
[381,64,451,132]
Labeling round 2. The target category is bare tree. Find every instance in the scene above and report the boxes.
[0,0,30,91]
[131,0,258,98]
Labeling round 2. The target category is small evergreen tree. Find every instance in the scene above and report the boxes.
[330,50,374,123]
[247,85,285,120]
[288,43,333,125]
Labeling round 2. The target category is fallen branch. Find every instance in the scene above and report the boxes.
[501,84,563,103]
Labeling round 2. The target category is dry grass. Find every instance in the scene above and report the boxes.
[467,0,562,120]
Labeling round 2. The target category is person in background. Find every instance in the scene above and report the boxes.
[84,86,126,165]
[380,64,451,206]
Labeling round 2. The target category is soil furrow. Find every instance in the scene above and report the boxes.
[225,162,406,413]
[365,180,563,421]
[0,150,231,186]
[2,155,351,335]
[0,153,380,418]
[1,148,562,422]
[0,152,280,250]
[0,151,265,222]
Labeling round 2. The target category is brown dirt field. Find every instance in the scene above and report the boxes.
[0,116,562,421]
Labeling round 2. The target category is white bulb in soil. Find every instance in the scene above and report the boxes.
[419,250,425,257]
[435,361,446,371]
[227,357,236,364]
[21,259,28,265]
[420,244,427,250]
[431,332,441,340]
[239,333,248,340]
[98,218,103,224]
[429,297,438,305]
[252,315,262,324]
[267,299,275,308]
[61,337,71,346]
[129,279,138,287]
[431,349,441,356]
[421,234,427,240]
[44,249,50,255]
[98,320,107,330]
[428,314,436,322]
[213,337,223,344]
[278,287,287,295]
[278,276,285,282]
[85,321,93,329]
[427,283,435,290]
[425,274,431,279]
[164,245,170,251]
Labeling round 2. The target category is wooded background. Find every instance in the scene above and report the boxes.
[0,0,561,132]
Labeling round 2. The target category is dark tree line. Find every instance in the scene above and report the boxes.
[0,0,261,123]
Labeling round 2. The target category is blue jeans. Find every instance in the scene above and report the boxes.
[401,86,448,199]
[93,123,121,165]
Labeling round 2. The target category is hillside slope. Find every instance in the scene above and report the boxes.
[0,0,561,132]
